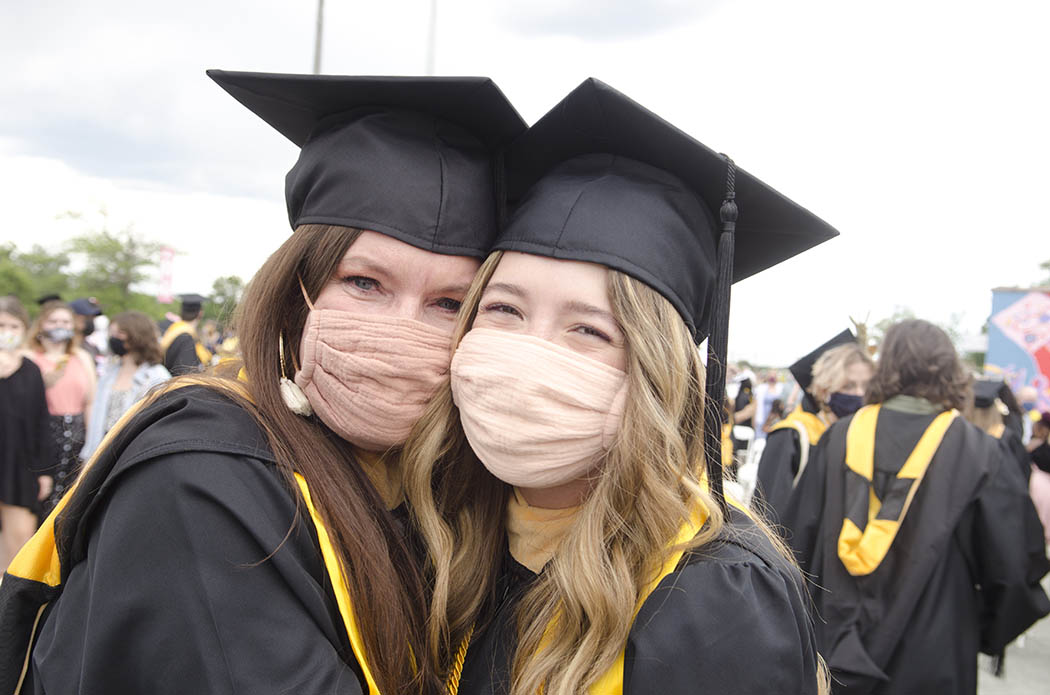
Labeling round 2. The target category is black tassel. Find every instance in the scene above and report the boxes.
[703,155,737,514]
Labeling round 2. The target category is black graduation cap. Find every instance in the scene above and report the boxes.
[497,78,839,508]
[69,298,103,317]
[789,329,857,394]
[973,379,1006,409]
[36,293,62,306]
[207,70,527,258]
[179,293,209,312]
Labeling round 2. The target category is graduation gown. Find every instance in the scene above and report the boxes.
[0,386,373,695]
[455,507,821,695]
[783,407,1050,695]
[161,322,211,376]
[754,406,826,524]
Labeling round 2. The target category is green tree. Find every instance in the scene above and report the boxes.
[204,275,246,324]
[0,243,33,305]
[62,210,165,316]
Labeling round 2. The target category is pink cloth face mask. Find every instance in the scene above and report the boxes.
[450,328,628,489]
[295,310,452,451]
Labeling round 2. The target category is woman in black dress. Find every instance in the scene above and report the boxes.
[0,296,52,568]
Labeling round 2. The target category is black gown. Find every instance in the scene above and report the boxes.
[456,507,822,695]
[0,387,370,694]
[163,332,202,376]
[0,358,52,510]
[782,407,1050,695]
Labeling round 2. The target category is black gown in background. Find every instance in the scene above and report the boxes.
[0,358,52,510]
[457,507,821,695]
[783,408,1050,695]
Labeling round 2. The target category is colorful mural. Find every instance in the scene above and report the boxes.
[986,288,1050,412]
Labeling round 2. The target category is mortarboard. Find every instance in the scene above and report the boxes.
[179,294,209,312]
[789,329,856,393]
[36,294,63,306]
[70,298,103,317]
[208,70,527,258]
[497,78,839,508]
[973,379,1006,409]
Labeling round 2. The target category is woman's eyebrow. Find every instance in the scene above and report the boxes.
[564,300,617,324]
[483,282,527,298]
[339,255,391,277]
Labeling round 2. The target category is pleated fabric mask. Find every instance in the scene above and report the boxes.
[295,310,452,451]
[450,328,628,488]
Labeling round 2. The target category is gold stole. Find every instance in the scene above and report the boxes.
[837,405,957,576]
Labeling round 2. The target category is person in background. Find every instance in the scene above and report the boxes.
[969,379,1030,481]
[80,311,171,461]
[25,300,95,516]
[160,293,212,375]
[783,319,1049,695]
[1029,412,1050,544]
[1018,385,1040,444]
[761,398,786,433]
[755,331,872,522]
[0,297,53,568]
[69,297,104,364]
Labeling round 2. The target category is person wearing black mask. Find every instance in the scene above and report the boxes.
[80,311,171,461]
[755,332,872,521]
[783,319,1049,695]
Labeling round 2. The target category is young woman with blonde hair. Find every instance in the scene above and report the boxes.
[403,79,838,695]
[0,71,524,695]
[756,331,874,522]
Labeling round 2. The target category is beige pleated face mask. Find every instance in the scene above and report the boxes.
[450,328,628,488]
[295,309,452,452]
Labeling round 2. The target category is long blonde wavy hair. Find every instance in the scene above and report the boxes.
[405,251,829,694]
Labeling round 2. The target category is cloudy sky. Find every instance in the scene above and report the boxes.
[1,0,1047,364]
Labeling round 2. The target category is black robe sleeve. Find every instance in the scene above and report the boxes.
[754,428,801,525]
[165,333,202,376]
[780,433,831,579]
[623,537,820,694]
[972,445,1050,654]
[28,452,363,695]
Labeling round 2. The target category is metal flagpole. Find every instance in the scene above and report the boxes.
[313,0,325,74]
[425,0,437,75]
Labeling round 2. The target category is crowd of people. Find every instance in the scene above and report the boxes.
[0,71,1047,695]
[0,292,231,567]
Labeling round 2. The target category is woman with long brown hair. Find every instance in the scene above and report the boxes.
[25,299,96,515]
[784,319,1050,694]
[0,71,524,695]
[79,310,170,460]
[402,79,837,695]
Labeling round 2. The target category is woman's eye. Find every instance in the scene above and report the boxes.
[435,297,462,313]
[482,303,522,318]
[344,276,379,292]
[575,325,612,342]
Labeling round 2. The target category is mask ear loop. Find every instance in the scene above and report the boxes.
[278,275,315,416]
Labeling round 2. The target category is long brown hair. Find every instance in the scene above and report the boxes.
[172,224,438,695]
[866,319,971,410]
[111,311,163,366]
